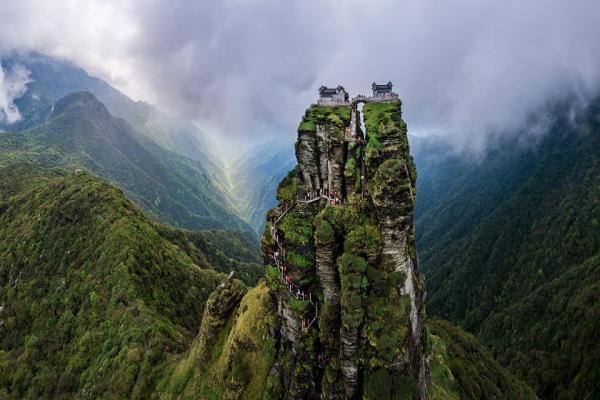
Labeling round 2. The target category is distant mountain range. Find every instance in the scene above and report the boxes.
[0,53,253,234]
[228,139,296,234]
[411,97,600,399]
[0,164,262,398]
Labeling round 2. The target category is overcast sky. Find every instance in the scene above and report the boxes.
[1,0,599,154]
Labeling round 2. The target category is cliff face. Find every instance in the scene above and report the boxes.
[262,100,429,399]
[164,96,545,400]
[161,98,537,400]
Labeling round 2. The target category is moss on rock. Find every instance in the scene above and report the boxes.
[298,105,351,136]
[164,283,278,400]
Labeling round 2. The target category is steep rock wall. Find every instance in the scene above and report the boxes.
[162,99,536,400]
[263,101,429,399]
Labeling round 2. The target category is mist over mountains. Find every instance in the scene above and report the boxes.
[0,39,598,399]
[0,53,253,234]
[228,139,296,234]
[1,52,303,238]
[2,1,600,154]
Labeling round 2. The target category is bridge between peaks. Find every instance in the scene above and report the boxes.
[315,81,400,106]
[317,93,400,107]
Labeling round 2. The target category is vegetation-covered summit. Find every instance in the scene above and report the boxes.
[297,105,351,136]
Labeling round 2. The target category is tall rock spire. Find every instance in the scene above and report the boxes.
[262,96,429,399]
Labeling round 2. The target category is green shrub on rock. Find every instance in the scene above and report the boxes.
[364,369,392,400]
[338,253,368,329]
[276,170,300,204]
[315,219,335,244]
[344,224,381,259]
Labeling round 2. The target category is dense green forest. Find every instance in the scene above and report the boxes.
[412,98,600,398]
[0,164,261,399]
[0,163,534,399]
[427,319,536,400]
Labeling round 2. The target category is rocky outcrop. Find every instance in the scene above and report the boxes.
[315,221,341,360]
[296,132,321,189]
[277,295,301,344]
[329,143,345,195]
[367,100,428,396]
[264,100,429,399]
[194,277,247,363]
[317,129,329,192]
[340,325,359,398]
[315,238,339,307]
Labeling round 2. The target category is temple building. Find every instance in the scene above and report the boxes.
[318,85,349,103]
[372,81,394,97]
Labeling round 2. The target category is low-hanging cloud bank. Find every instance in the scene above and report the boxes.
[0,63,30,124]
[1,0,599,152]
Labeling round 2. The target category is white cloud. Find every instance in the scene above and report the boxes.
[0,63,31,124]
[1,0,599,152]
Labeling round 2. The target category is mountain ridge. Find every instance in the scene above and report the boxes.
[0,163,231,399]
[0,89,255,234]
[0,53,252,234]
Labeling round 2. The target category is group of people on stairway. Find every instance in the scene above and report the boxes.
[301,188,342,205]
[274,249,310,301]
[300,177,369,206]
[327,190,342,205]
[303,190,319,202]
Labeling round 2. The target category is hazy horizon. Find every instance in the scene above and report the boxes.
[2,0,600,156]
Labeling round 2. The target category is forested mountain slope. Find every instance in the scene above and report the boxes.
[0,53,247,232]
[0,164,248,399]
[412,98,600,398]
[0,91,253,233]
[0,53,224,181]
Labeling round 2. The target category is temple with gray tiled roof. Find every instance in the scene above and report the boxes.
[318,85,349,104]
[372,81,393,97]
